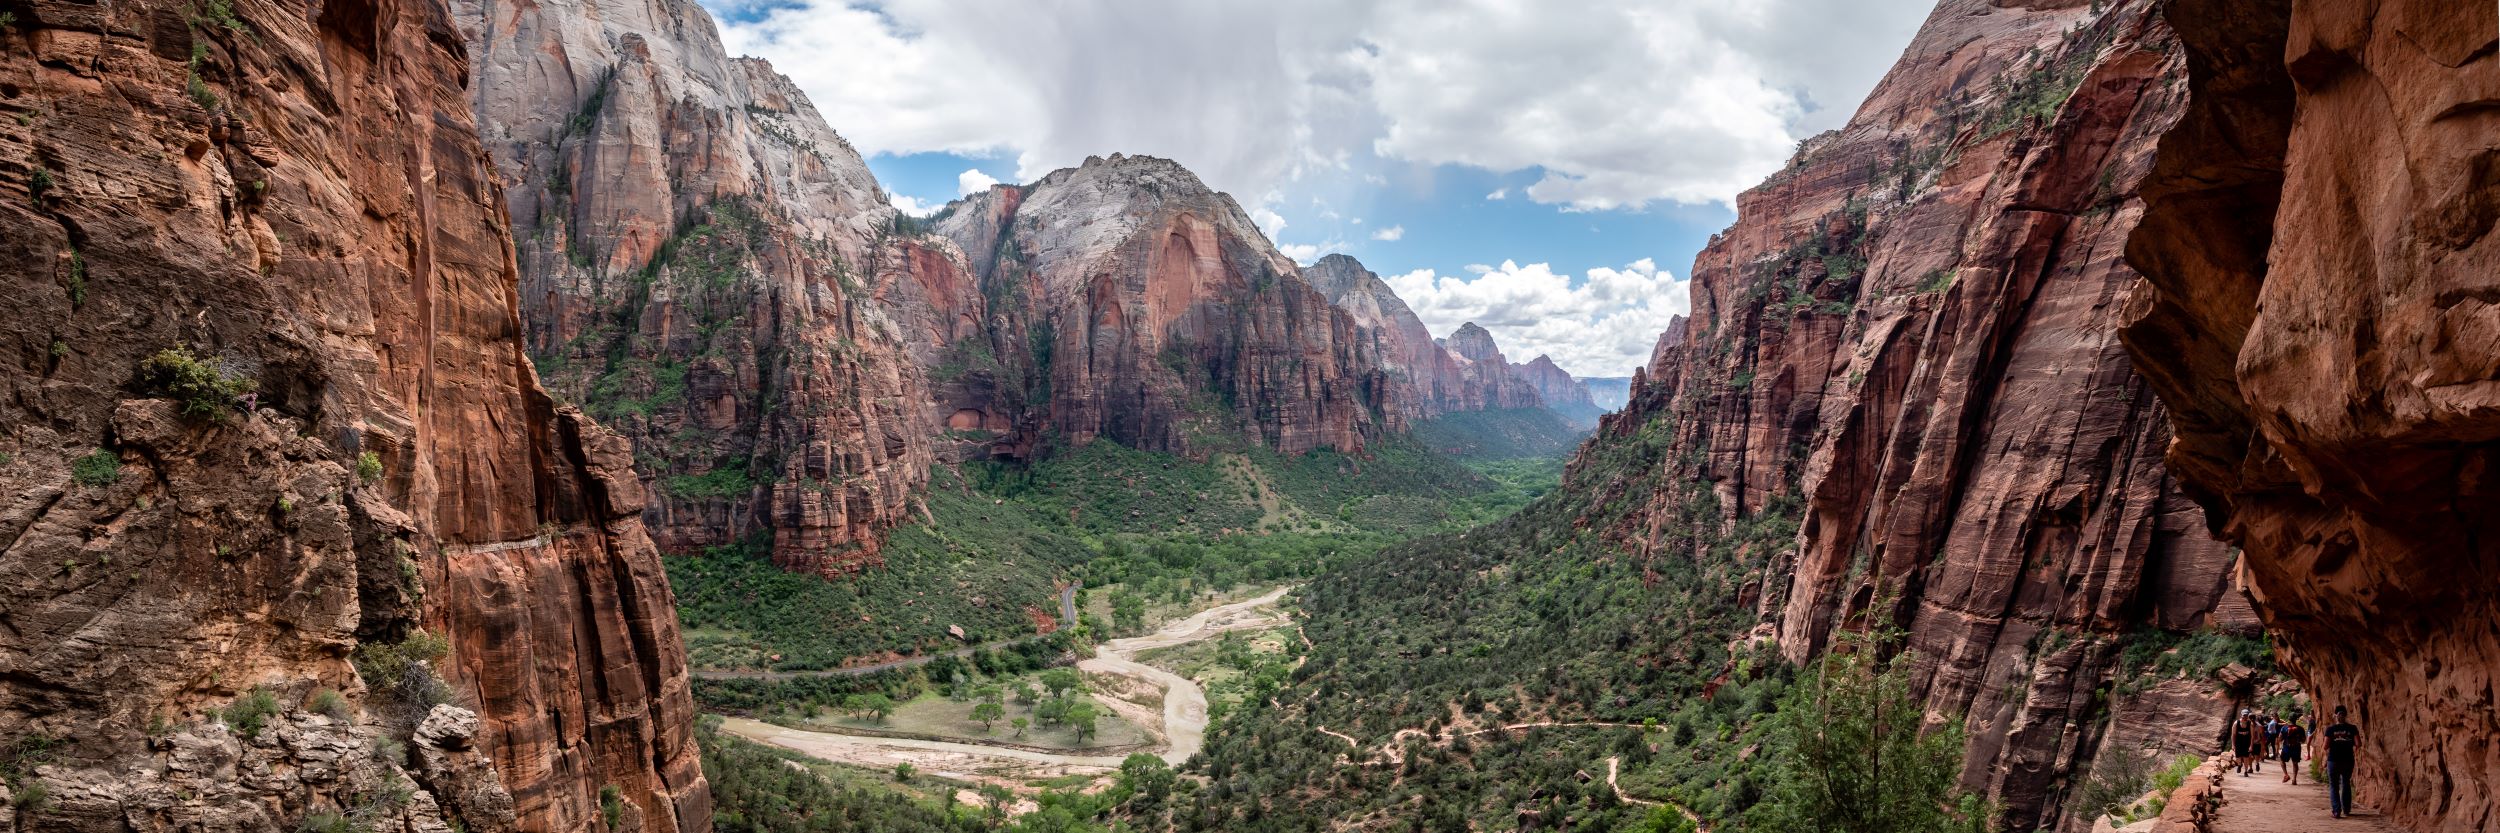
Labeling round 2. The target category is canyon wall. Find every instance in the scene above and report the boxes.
[1302,253,1549,419]
[2123,1,2500,830]
[0,0,705,828]
[1515,355,1601,425]
[930,156,1395,456]
[458,0,935,575]
[1589,0,2259,827]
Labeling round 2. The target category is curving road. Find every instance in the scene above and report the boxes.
[723,586,1293,770]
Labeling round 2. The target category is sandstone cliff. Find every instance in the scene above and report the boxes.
[2123,1,2500,830]
[929,155,1393,456]
[1586,0,2258,827]
[1302,253,1547,419]
[1515,355,1601,426]
[459,0,933,575]
[0,0,706,828]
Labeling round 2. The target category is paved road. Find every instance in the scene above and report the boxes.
[693,584,1083,682]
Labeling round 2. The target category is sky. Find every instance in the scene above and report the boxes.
[702,0,1933,378]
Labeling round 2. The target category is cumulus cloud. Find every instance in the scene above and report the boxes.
[1385,259,1688,377]
[889,194,942,217]
[957,168,1001,196]
[1252,207,1289,240]
[1485,187,1508,200]
[1278,243,1324,263]
[1371,225,1404,241]
[708,0,1927,210]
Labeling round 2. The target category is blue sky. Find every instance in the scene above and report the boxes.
[704,0,1932,377]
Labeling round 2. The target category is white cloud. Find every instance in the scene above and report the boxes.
[1278,243,1324,263]
[1385,258,1689,377]
[889,193,942,217]
[1252,207,1288,239]
[1485,187,1508,200]
[709,0,1928,210]
[957,168,1001,196]
[1371,225,1404,242]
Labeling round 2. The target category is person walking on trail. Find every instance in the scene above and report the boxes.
[2324,705,2362,818]
[2277,712,2308,785]
[2240,705,2280,770]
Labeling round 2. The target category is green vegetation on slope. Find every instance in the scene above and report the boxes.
[1411,406,1591,460]
[671,434,1550,674]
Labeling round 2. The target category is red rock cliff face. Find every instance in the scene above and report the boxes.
[1302,253,1547,420]
[1591,0,2256,827]
[458,0,934,575]
[930,155,1393,456]
[0,0,705,828]
[2123,1,2500,830]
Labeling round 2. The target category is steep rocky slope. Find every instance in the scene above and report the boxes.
[929,156,1394,456]
[0,0,705,828]
[1301,253,1545,419]
[1514,355,1601,426]
[1585,0,2261,826]
[459,0,934,575]
[2123,1,2500,830]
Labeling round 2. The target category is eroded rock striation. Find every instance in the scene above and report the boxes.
[928,156,1394,456]
[459,0,933,575]
[0,0,705,828]
[2123,1,2500,830]
[1586,0,2258,827]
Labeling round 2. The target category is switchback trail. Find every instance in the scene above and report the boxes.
[722,586,1294,772]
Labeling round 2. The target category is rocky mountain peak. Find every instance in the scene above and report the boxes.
[1445,322,1504,364]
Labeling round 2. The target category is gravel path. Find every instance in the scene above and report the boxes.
[2211,768,2399,833]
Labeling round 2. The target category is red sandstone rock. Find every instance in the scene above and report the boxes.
[1591,1,2252,827]
[2122,2,2500,830]
[459,0,932,575]
[929,155,1395,457]
[1303,253,1550,421]
[0,0,705,828]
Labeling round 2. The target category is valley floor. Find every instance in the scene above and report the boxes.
[718,587,1293,786]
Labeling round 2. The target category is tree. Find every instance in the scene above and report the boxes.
[1065,700,1099,744]
[893,761,915,782]
[980,783,1014,825]
[1120,753,1176,803]
[971,701,1004,732]
[1039,668,1082,698]
[857,693,895,722]
[1112,591,1146,634]
[1749,633,1991,833]
[1011,717,1029,738]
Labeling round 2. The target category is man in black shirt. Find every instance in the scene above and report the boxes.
[2324,705,2361,818]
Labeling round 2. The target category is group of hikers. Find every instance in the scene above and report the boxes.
[2226,704,2364,818]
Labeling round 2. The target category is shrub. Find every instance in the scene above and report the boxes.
[296,811,353,833]
[354,630,454,735]
[71,449,119,487]
[355,451,383,484]
[12,780,47,813]
[136,346,250,421]
[599,784,624,827]
[308,688,350,720]
[222,687,281,738]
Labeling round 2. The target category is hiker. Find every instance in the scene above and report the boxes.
[2262,713,2281,761]
[2228,710,2259,776]
[2324,705,2361,818]
[2278,711,2308,785]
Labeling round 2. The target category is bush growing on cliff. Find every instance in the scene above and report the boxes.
[355,451,383,484]
[71,449,120,487]
[137,346,250,422]
[354,630,454,735]
[222,687,281,738]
